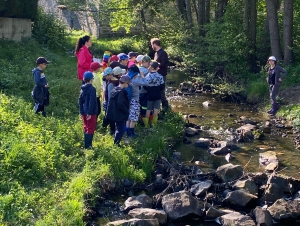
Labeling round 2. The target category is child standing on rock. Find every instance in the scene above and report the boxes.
[79,71,98,149]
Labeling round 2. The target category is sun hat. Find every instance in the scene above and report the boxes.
[101,67,113,76]
[113,66,122,75]
[268,56,276,61]
[83,71,94,80]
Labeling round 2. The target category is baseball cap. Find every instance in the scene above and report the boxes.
[110,55,119,62]
[119,53,129,61]
[36,57,50,65]
[90,62,102,71]
[102,67,113,76]
[136,55,144,63]
[121,69,126,75]
[113,66,122,75]
[268,56,276,61]
[83,71,94,81]
[119,75,131,84]
[142,56,151,63]
[150,61,159,69]
[128,52,138,58]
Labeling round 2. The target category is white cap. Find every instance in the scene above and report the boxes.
[121,69,126,75]
[268,56,276,61]
[113,66,122,75]
[136,55,144,63]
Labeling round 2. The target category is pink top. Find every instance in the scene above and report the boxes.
[76,46,92,80]
[128,60,135,68]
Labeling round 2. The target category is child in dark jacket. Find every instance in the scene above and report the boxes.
[79,71,98,148]
[106,75,131,145]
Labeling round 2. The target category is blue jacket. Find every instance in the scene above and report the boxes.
[106,86,129,122]
[79,83,98,115]
[32,68,49,105]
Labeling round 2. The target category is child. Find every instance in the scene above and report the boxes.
[32,57,50,117]
[143,61,165,128]
[113,66,123,79]
[90,62,102,116]
[126,65,151,137]
[136,55,144,66]
[138,56,151,118]
[102,67,119,134]
[79,71,98,149]
[106,75,131,145]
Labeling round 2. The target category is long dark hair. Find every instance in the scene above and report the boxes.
[75,35,91,54]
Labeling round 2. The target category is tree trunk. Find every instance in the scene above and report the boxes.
[244,0,250,39]
[197,0,205,35]
[177,0,187,20]
[185,0,193,27]
[266,0,283,60]
[283,0,294,65]
[216,0,228,20]
[192,0,199,21]
[249,0,257,71]
[205,0,210,23]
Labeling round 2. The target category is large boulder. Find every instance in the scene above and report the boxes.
[236,124,256,141]
[124,194,153,211]
[268,198,300,221]
[185,127,199,137]
[205,207,227,220]
[190,180,213,196]
[106,218,159,226]
[220,212,255,226]
[223,189,258,209]
[216,163,243,182]
[162,191,203,221]
[253,206,273,226]
[194,138,210,148]
[262,175,290,202]
[128,208,167,225]
[233,179,258,195]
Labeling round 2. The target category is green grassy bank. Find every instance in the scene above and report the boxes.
[0,37,183,225]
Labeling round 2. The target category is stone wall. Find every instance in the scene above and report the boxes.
[0,17,31,41]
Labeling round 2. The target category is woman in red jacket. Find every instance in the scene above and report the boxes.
[75,35,93,82]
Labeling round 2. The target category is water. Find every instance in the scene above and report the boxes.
[98,70,299,225]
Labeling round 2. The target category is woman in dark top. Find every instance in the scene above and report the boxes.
[266,56,287,115]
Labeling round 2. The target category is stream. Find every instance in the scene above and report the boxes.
[98,70,299,226]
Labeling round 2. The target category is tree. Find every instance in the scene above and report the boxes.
[283,0,294,65]
[216,0,228,21]
[197,0,205,35]
[266,0,283,60]
[205,0,210,23]
[185,0,193,27]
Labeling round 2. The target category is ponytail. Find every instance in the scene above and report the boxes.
[74,35,91,54]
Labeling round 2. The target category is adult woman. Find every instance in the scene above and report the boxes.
[266,56,287,115]
[75,35,93,81]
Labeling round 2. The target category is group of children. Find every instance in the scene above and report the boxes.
[79,52,165,148]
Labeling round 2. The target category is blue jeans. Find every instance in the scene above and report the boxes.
[114,121,125,145]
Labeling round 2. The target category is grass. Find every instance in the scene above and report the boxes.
[0,37,183,225]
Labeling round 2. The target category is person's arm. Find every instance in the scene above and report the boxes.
[93,75,102,97]
[132,76,150,86]
[87,88,96,116]
[78,92,84,115]
[158,51,168,69]
[279,66,287,80]
[33,70,46,87]
[160,83,165,91]
[107,83,114,101]
[78,48,92,71]
[117,90,129,114]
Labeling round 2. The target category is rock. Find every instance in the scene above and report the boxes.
[155,174,163,184]
[205,207,226,220]
[216,163,243,182]
[128,208,167,225]
[185,127,199,137]
[106,218,159,226]
[265,162,278,171]
[172,151,181,160]
[223,189,258,209]
[259,151,278,170]
[236,124,256,141]
[202,101,212,107]
[162,191,203,221]
[253,206,273,226]
[183,136,192,144]
[262,126,272,133]
[220,212,255,226]
[188,114,197,118]
[263,183,283,203]
[179,82,193,91]
[243,119,257,125]
[194,138,211,148]
[208,141,238,155]
[195,89,202,93]
[228,113,234,117]
[268,198,300,221]
[123,178,134,187]
[190,180,213,196]
[267,175,290,193]
[233,179,258,195]
[124,194,153,211]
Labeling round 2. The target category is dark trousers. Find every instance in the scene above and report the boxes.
[161,76,168,111]
[269,84,280,104]
[114,121,125,145]
[139,93,148,116]
[96,97,101,116]
[102,115,116,133]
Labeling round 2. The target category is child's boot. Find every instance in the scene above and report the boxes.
[142,117,149,128]
[130,128,138,138]
[85,133,94,149]
[152,116,158,128]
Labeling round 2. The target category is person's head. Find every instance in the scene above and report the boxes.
[90,62,102,73]
[128,52,138,61]
[75,35,92,54]
[83,71,94,84]
[102,67,113,80]
[36,57,50,70]
[141,56,151,68]
[268,56,277,66]
[128,65,140,79]
[149,61,159,72]
[110,55,119,63]
[136,55,144,65]
[113,66,122,78]
[118,53,129,66]
[150,38,161,51]
[119,75,131,88]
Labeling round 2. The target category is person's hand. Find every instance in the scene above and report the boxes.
[45,84,49,88]
[140,71,144,77]
[278,78,282,82]
[86,115,91,120]
[80,115,84,121]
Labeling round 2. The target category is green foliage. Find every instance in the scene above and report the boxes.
[279,105,300,131]
[32,7,67,49]
[0,0,38,20]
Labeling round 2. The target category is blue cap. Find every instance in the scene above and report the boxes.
[128,65,140,78]
[102,67,113,76]
[83,71,94,81]
[119,53,129,61]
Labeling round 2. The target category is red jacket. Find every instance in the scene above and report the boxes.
[76,46,92,80]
